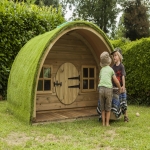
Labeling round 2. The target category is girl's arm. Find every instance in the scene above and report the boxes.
[122,76,125,93]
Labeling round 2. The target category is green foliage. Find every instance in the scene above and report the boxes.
[112,15,126,39]
[0,0,65,98]
[122,38,150,105]
[110,38,131,48]
[0,53,10,97]
[13,0,36,4]
[123,1,149,40]
[35,0,59,7]
[61,0,120,34]
[14,0,60,7]
[111,37,150,105]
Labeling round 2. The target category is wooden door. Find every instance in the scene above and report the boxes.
[55,63,79,105]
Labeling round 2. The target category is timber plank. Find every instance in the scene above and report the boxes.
[50,47,90,54]
[46,53,94,60]
[59,34,79,40]
[36,93,98,105]
[36,100,97,111]
[55,39,84,47]
[44,60,96,67]
[35,107,98,123]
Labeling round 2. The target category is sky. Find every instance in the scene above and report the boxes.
[64,4,75,21]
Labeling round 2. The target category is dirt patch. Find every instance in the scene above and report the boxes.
[2,132,71,146]
[3,132,31,146]
[92,129,119,150]
[103,129,118,140]
[34,134,59,143]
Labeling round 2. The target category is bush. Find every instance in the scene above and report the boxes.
[0,0,65,98]
[0,53,9,97]
[122,38,150,105]
[110,38,131,48]
[111,38,150,105]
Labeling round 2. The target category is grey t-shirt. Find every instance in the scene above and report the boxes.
[112,63,126,87]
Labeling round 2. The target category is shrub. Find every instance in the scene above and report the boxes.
[0,0,65,98]
[122,38,150,105]
[0,53,9,97]
[111,38,150,105]
[110,38,131,48]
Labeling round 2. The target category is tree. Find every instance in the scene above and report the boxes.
[12,0,60,7]
[118,0,150,41]
[61,0,120,34]
[34,0,59,7]
[113,15,126,39]
[124,0,149,40]
[12,0,36,4]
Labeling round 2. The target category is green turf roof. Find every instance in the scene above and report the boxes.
[7,21,114,124]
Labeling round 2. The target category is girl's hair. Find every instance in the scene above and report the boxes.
[116,51,123,62]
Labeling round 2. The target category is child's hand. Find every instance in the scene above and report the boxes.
[121,86,125,93]
[119,88,122,94]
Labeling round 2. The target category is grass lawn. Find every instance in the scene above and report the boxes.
[0,101,150,150]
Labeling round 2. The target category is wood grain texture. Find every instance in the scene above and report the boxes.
[36,32,99,111]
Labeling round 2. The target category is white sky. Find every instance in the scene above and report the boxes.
[116,4,123,25]
[64,4,75,20]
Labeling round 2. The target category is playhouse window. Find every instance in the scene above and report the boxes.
[37,66,52,92]
[82,66,96,92]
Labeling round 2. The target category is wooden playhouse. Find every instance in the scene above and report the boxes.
[7,21,114,124]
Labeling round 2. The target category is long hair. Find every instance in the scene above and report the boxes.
[116,51,123,62]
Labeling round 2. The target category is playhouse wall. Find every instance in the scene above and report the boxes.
[36,33,99,111]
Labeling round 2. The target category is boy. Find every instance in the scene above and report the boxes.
[111,47,129,122]
[98,51,121,126]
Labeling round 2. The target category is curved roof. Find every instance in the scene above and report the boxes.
[7,21,114,124]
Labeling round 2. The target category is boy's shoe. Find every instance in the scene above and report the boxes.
[124,116,129,122]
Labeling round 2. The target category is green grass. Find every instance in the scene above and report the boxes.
[0,101,150,150]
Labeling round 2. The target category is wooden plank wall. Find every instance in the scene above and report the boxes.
[36,32,99,111]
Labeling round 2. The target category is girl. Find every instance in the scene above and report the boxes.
[111,48,129,122]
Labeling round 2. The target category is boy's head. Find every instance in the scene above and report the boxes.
[100,51,112,67]
[111,47,123,63]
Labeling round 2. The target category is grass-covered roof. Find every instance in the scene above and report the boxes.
[7,21,114,124]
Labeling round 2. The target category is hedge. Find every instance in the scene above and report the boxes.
[110,38,131,48]
[111,38,150,105]
[123,38,150,105]
[0,0,65,98]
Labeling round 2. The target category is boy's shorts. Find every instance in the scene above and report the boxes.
[99,87,113,111]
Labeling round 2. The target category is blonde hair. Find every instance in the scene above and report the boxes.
[116,51,123,62]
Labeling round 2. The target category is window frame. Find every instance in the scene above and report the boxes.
[37,65,52,94]
[81,65,96,92]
